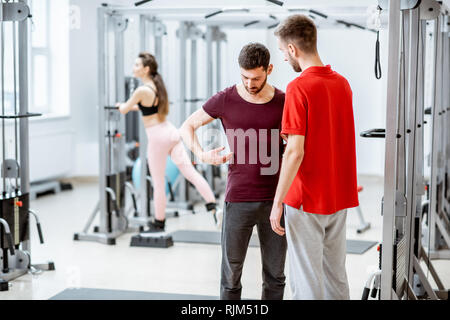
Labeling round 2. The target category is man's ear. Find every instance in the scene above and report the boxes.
[267,64,274,75]
[287,43,297,58]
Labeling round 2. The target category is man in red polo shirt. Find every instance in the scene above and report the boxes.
[270,15,359,300]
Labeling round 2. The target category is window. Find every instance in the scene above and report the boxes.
[30,0,69,117]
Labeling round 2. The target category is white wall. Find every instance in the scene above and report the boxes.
[317,29,388,177]
[28,0,73,183]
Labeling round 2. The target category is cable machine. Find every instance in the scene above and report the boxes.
[362,0,449,300]
[0,0,54,291]
[74,6,132,245]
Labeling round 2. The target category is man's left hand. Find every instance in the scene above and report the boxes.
[270,201,285,236]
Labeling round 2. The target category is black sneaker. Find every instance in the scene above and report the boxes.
[143,219,165,233]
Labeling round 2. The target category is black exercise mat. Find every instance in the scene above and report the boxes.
[50,288,218,300]
[170,230,377,254]
[346,239,378,254]
[171,230,260,247]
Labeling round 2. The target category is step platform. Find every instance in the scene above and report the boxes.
[130,231,173,248]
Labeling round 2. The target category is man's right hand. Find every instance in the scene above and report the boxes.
[200,147,233,165]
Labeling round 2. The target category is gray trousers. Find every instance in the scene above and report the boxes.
[284,205,350,300]
[220,201,287,300]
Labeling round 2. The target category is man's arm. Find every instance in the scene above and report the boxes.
[179,108,233,165]
[179,108,214,159]
[270,134,305,236]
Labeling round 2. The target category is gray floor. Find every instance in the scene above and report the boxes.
[1,174,449,300]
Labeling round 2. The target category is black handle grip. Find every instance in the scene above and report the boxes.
[6,234,15,256]
[167,181,175,202]
[309,9,328,19]
[107,192,120,217]
[205,10,223,19]
[113,200,120,217]
[360,128,386,138]
[361,287,370,300]
[37,222,44,244]
[131,193,138,213]
[267,0,284,6]
[135,0,152,6]
[371,287,378,299]
[184,98,204,103]
[0,112,42,119]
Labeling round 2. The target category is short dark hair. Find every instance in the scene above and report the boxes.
[238,43,271,70]
[274,15,317,54]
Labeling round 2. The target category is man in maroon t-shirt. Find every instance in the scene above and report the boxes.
[270,15,358,300]
[180,43,287,300]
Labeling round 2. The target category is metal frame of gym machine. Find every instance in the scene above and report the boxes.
[364,0,449,300]
[74,6,136,245]
[137,20,228,214]
[73,5,211,245]
[137,14,197,217]
[0,0,54,291]
[427,0,450,260]
[178,21,227,200]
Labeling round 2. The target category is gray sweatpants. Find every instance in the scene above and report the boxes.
[284,205,350,300]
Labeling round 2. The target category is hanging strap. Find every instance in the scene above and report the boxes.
[375,30,382,79]
[374,6,382,80]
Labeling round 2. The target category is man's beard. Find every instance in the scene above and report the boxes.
[288,52,302,72]
[244,75,267,95]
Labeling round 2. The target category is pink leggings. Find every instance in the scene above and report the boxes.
[146,121,216,220]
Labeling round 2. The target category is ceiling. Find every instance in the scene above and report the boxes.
[106,0,448,30]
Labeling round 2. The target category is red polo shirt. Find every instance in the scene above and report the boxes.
[281,65,359,214]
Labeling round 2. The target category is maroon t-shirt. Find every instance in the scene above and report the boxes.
[203,85,285,202]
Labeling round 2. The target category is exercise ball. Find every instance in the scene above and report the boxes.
[132,157,180,194]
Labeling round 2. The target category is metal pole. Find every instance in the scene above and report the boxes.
[114,16,126,229]
[444,17,450,216]
[190,38,197,116]
[179,21,187,202]
[404,6,420,290]
[206,26,213,98]
[429,14,442,252]
[18,0,29,196]
[216,39,221,92]
[18,0,31,253]
[140,15,148,52]
[139,14,149,218]
[380,0,402,300]
[205,26,214,188]
[154,22,162,67]
[1,9,6,196]
[13,17,19,194]
[179,22,187,128]
[416,20,426,209]
[394,10,407,236]
[98,7,108,233]
[114,16,126,174]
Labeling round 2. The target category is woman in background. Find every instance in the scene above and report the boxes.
[117,52,221,232]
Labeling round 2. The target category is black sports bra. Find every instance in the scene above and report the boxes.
[138,85,159,116]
